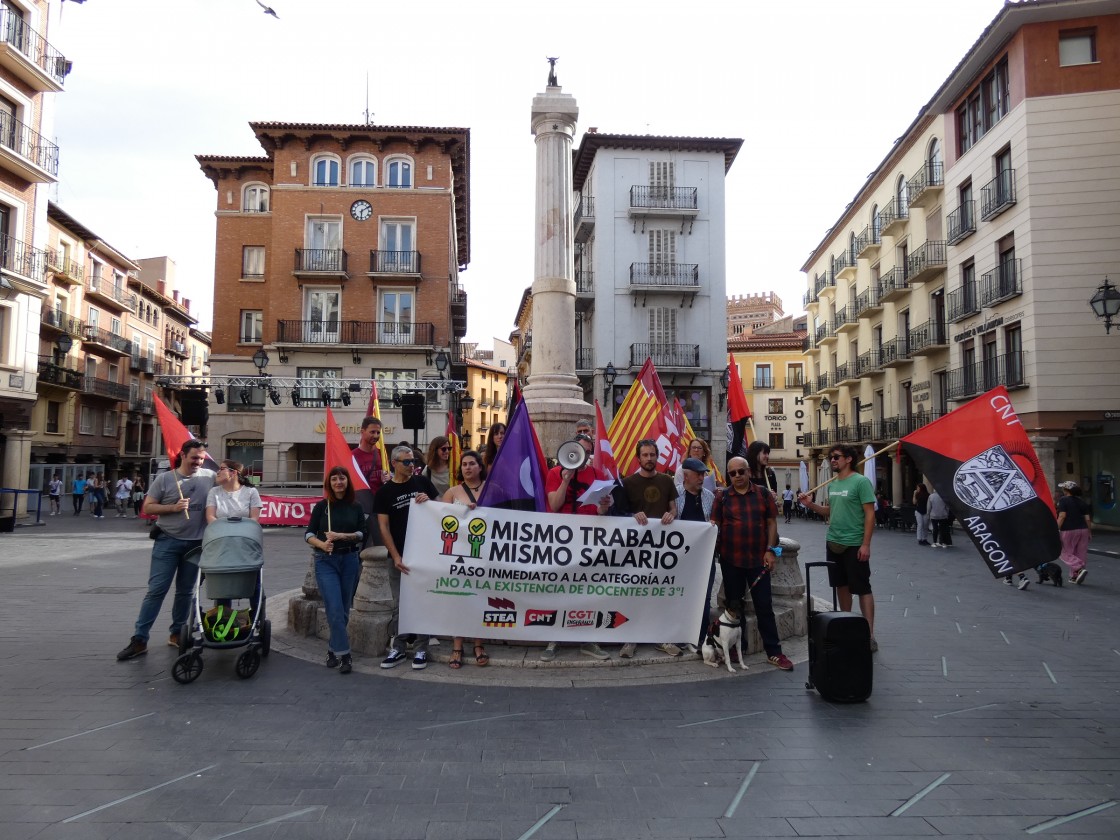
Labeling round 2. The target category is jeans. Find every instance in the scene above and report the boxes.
[388,562,429,653]
[697,559,717,648]
[719,562,782,657]
[915,511,929,541]
[133,534,201,641]
[92,491,104,517]
[315,550,361,655]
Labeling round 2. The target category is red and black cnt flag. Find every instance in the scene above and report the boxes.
[725,353,752,467]
[900,386,1059,577]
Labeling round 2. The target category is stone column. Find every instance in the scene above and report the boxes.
[522,81,591,455]
[1,429,34,517]
[347,546,395,656]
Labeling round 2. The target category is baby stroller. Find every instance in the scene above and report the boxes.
[172,517,271,684]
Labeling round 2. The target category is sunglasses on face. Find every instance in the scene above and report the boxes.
[397,459,415,466]
[829,455,844,461]
[727,469,748,477]
[439,446,450,452]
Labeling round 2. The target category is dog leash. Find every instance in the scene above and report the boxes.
[748,567,770,591]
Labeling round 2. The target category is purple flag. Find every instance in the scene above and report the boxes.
[476,399,548,512]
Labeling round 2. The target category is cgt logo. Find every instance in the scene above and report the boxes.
[562,609,629,629]
[524,609,557,627]
[484,596,516,628]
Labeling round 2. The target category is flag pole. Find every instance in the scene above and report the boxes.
[803,440,899,496]
[175,476,189,520]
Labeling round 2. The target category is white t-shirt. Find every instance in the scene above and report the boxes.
[206,485,262,520]
[115,478,133,500]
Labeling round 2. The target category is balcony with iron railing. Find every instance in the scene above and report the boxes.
[948,280,980,323]
[814,320,835,346]
[816,372,836,393]
[980,260,1022,308]
[84,274,134,310]
[908,319,948,356]
[786,371,805,389]
[0,8,70,92]
[0,109,59,182]
[40,308,84,338]
[276,320,436,346]
[947,201,975,245]
[835,362,858,386]
[907,240,947,284]
[880,337,912,367]
[82,325,132,356]
[368,250,421,275]
[834,306,858,335]
[628,185,698,216]
[878,266,909,302]
[129,398,154,415]
[857,224,881,258]
[980,169,1016,221]
[878,197,908,235]
[36,356,83,390]
[815,271,836,297]
[752,378,775,391]
[802,382,816,398]
[574,195,595,243]
[833,251,856,281]
[0,231,46,281]
[854,284,882,317]
[130,352,156,374]
[629,343,699,369]
[948,352,1026,400]
[576,347,594,371]
[294,248,348,276]
[576,270,594,295]
[804,287,818,308]
[856,350,882,377]
[906,161,944,209]
[45,249,83,284]
[897,412,946,436]
[81,375,130,401]
[164,336,189,358]
[628,262,700,290]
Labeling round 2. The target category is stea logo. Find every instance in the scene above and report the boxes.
[484,597,517,628]
[524,609,557,627]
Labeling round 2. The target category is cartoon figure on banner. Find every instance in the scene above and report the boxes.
[440,514,460,556]
[467,517,487,558]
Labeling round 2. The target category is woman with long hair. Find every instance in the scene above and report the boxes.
[440,450,489,668]
[131,474,146,519]
[482,422,506,469]
[205,459,263,522]
[423,436,453,498]
[675,437,717,494]
[305,467,366,674]
[746,441,777,493]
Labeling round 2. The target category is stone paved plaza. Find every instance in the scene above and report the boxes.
[1,511,1117,839]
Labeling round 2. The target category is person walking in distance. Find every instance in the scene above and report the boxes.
[72,472,86,516]
[116,440,215,660]
[715,457,794,670]
[798,444,879,652]
[1056,480,1091,584]
[928,488,952,548]
[610,439,680,659]
[376,445,439,670]
[48,473,62,516]
[782,484,795,524]
[913,482,931,546]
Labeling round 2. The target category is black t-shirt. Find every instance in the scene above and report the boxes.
[374,475,438,555]
[1057,494,1090,531]
[680,490,706,523]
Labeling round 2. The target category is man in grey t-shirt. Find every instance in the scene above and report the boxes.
[117,439,215,660]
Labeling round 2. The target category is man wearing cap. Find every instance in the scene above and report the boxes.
[715,456,794,671]
[675,457,717,653]
[541,428,611,661]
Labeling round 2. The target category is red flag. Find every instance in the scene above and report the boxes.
[153,394,219,470]
[726,353,751,464]
[446,410,461,489]
[593,400,619,481]
[900,386,1059,577]
[324,407,370,495]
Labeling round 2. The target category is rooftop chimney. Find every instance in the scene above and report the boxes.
[171,289,179,303]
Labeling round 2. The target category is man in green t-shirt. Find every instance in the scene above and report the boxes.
[799,444,879,651]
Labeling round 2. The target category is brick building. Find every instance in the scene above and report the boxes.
[197,122,470,481]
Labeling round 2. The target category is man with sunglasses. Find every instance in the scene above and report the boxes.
[376,445,438,669]
[799,444,878,651]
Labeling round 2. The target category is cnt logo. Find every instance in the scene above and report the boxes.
[524,609,557,627]
[484,597,517,628]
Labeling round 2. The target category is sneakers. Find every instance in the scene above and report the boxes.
[168,633,180,648]
[1073,568,1088,585]
[1017,575,1030,591]
[412,650,428,670]
[1004,576,1014,586]
[116,637,147,661]
[767,653,794,671]
[325,651,340,668]
[580,642,609,660]
[655,642,682,657]
[540,642,558,662]
[339,654,352,675]
[619,642,637,658]
[869,637,879,652]
[380,648,407,669]
[918,540,930,546]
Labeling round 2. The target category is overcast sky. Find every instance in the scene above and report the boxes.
[49,0,1009,342]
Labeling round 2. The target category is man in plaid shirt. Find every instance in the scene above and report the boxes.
[712,456,794,670]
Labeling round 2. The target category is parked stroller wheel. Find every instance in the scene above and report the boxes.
[260,619,271,658]
[235,649,261,679]
[172,652,203,684]
[178,622,191,655]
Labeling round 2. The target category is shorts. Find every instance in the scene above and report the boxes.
[825,542,872,596]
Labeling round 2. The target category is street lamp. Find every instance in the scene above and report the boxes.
[56,333,72,361]
[251,348,269,373]
[603,362,617,407]
[434,349,450,378]
[457,390,475,434]
[1089,276,1120,334]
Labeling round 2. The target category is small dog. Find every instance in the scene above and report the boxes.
[701,608,746,674]
[1036,562,1063,587]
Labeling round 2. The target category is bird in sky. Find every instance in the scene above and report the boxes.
[255,0,279,18]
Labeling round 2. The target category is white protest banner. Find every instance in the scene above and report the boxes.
[399,500,717,643]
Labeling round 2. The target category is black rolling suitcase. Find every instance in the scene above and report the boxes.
[804,561,872,703]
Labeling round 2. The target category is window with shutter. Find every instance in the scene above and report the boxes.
[648,307,677,344]
[648,229,676,273]
[649,161,674,200]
